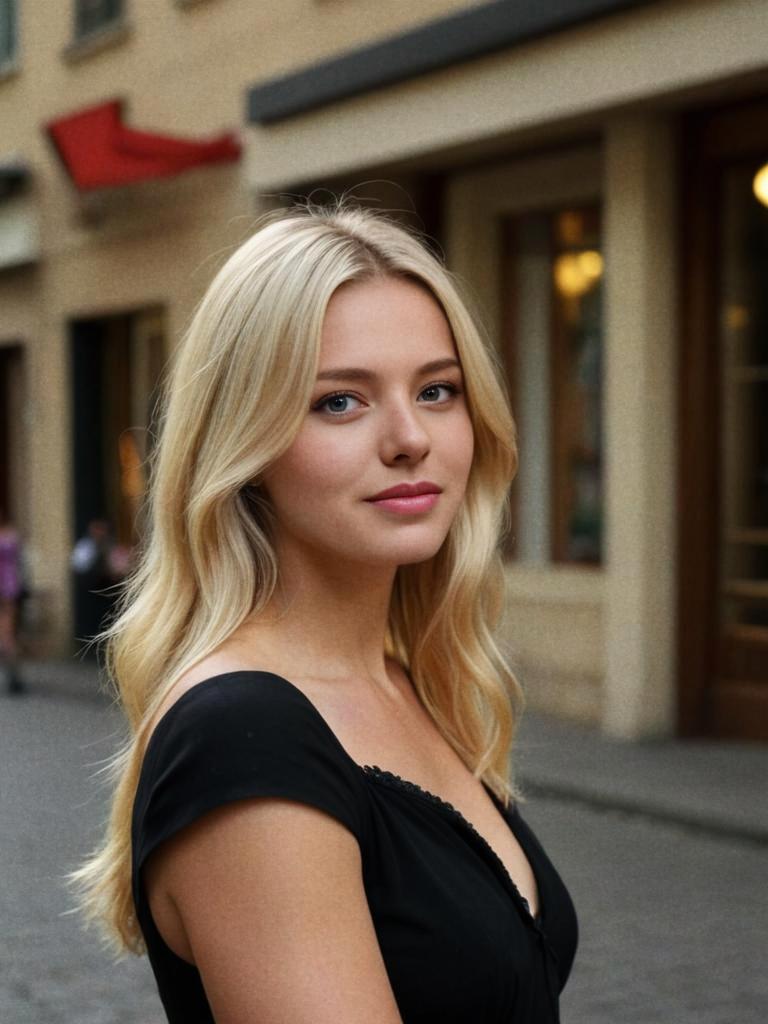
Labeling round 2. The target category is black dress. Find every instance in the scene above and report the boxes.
[131,671,578,1023]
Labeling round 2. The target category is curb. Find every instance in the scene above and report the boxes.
[519,776,768,847]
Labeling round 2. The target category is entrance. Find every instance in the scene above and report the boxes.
[680,94,768,740]
[70,309,165,653]
[0,343,25,524]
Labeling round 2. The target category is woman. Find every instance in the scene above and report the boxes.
[0,509,25,694]
[73,201,578,1023]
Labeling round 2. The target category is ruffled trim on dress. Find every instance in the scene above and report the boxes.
[360,763,541,926]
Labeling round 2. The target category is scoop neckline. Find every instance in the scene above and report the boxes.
[144,669,541,925]
[148,668,505,798]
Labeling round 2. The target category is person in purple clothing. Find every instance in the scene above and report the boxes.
[0,507,25,694]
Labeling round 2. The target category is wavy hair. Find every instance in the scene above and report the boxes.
[70,198,524,954]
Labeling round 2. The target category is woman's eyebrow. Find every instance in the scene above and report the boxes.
[316,358,462,382]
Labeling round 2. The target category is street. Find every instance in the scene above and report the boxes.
[1,675,766,1024]
[524,798,767,1023]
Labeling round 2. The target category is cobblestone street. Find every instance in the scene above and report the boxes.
[1,680,161,1024]
[2,668,766,1023]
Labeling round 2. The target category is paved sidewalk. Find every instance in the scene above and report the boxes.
[515,708,768,844]
[11,656,115,702]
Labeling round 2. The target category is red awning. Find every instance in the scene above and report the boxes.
[45,99,241,191]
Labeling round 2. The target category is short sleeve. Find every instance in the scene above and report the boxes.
[131,672,369,908]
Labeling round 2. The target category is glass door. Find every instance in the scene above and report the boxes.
[680,93,768,739]
[718,160,768,709]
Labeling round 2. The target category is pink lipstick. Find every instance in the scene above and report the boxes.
[364,480,442,515]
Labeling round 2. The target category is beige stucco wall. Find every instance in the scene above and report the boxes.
[500,568,604,725]
[601,113,678,738]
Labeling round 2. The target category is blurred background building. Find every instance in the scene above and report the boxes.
[0,0,766,742]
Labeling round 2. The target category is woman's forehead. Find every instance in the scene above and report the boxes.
[319,277,457,368]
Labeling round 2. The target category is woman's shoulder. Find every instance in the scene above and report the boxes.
[132,657,370,876]
[145,660,345,766]
[131,659,374,959]
[145,654,312,752]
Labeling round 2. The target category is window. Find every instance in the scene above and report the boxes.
[718,161,768,632]
[75,0,123,38]
[0,0,17,66]
[503,204,604,566]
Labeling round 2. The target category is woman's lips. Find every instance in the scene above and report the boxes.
[366,493,440,514]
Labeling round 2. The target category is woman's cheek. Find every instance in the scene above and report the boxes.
[305,427,368,483]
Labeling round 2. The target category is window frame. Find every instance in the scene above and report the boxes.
[73,0,124,42]
[445,146,603,570]
[0,0,18,70]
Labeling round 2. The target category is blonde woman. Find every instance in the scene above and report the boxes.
[74,202,578,1023]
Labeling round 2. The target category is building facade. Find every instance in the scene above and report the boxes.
[1,0,766,740]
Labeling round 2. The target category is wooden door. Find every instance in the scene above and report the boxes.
[679,94,768,740]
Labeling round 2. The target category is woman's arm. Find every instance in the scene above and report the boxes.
[145,796,404,1024]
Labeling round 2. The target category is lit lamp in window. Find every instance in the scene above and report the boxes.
[553,250,604,297]
[754,161,768,208]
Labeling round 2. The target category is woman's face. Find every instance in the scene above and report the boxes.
[260,275,475,572]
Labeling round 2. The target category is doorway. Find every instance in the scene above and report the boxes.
[69,309,165,653]
[0,343,25,526]
[680,93,768,740]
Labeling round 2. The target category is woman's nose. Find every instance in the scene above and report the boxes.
[379,398,431,462]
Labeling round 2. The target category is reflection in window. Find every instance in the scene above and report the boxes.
[503,205,603,566]
[551,208,603,564]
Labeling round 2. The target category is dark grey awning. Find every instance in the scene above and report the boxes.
[247,0,658,125]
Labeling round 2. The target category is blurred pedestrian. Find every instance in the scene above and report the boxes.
[0,508,25,695]
[70,518,125,656]
[70,517,113,578]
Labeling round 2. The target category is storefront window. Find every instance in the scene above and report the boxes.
[503,205,603,566]
[719,160,768,631]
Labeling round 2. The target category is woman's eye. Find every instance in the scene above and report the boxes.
[419,382,459,403]
[314,393,363,415]
[312,382,461,418]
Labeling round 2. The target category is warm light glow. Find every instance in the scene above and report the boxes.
[554,250,603,297]
[754,162,768,208]
[557,211,584,246]
[578,250,603,280]
[724,304,750,331]
[119,432,145,499]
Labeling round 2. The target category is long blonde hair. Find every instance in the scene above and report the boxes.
[72,199,524,954]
